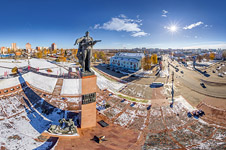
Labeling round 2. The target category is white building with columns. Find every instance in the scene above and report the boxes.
[110,53,145,71]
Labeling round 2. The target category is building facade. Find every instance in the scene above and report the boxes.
[110,53,145,71]
[11,43,17,51]
[1,47,7,54]
[51,43,57,50]
[26,43,31,50]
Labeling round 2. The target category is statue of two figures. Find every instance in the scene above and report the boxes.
[48,118,77,135]
[74,31,101,76]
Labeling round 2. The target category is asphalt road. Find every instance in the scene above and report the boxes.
[163,55,226,99]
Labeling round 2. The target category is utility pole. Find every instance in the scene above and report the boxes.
[170,71,174,108]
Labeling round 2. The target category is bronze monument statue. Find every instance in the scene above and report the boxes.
[48,118,77,135]
[74,31,101,76]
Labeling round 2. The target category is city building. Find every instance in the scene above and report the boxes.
[51,43,57,50]
[26,43,31,50]
[11,43,17,51]
[1,47,7,54]
[36,46,41,51]
[110,53,145,71]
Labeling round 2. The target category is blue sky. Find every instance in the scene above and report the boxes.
[0,0,226,49]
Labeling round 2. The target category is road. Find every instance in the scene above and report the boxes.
[163,55,226,99]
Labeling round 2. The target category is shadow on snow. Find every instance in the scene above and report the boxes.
[18,73,80,134]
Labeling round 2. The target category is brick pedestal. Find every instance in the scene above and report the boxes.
[81,75,97,128]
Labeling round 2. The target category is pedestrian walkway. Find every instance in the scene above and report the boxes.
[52,78,64,97]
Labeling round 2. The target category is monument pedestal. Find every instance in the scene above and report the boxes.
[80,75,97,128]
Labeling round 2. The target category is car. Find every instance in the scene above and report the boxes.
[180,71,184,74]
[130,74,136,77]
[203,71,207,73]
[200,83,206,88]
[176,69,179,72]
[212,70,215,73]
[106,66,110,70]
[218,73,223,77]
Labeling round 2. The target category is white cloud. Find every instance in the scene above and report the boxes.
[94,15,148,37]
[94,24,100,29]
[131,31,149,37]
[101,18,141,32]
[119,14,127,18]
[203,24,212,29]
[183,21,203,30]
[162,10,168,17]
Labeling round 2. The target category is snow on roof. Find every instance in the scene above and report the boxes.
[0,76,20,89]
[116,53,144,58]
[114,57,139,62]
[23,72,57,93]
[61,79,82,95]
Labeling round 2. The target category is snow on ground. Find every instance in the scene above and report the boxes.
[0,72,57,93]
[61,79,82,95]
[0,76,20,89]
[39,67,68,75]
[92,69,125,92]
[30,59,56,69]
[0,95,44,150]
[66,97,81,103]
[160,68,169,78]
[115,112,136,127]
[174,95,196,111]
[23,72,57,93]
[0,59,28,68]
[0,119,43,150]
[163,82,178,96]
[0,58,69,75]
[30,59,68,75]
[0,68,11,76]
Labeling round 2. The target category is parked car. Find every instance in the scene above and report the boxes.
[200,83,206,88]
[130,74,136,77]
[212,70,215,73]
[218,73,223,77]
[180,71,184,74]
[116,70,120,73]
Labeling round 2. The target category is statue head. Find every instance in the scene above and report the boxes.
[85,31,89,37]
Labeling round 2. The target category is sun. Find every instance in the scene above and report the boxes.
[169,25,177,32]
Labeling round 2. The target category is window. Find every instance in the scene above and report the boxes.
[4,90,8,93]
[11,88,14,91]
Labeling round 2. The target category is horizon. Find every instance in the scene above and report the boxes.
[0,0,226,49]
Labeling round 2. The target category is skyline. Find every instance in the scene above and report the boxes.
[0,0,226,49]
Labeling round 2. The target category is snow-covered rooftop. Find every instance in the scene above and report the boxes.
[115,53,145,58]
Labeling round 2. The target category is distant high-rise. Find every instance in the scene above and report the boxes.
[11,43,17,51]
[26,43,31,50]
[1,47,7,54]
[51,43,57,50]
[36,46,41,51]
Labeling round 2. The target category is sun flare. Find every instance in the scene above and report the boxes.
[169,25,177,32]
